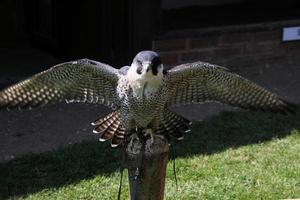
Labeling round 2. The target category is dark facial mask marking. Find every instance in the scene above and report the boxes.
[136,61,143,74]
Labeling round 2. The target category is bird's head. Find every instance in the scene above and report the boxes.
[131,51,164,77]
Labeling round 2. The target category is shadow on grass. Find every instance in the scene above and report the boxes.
[173,108,300,157]
[1,107,300,199]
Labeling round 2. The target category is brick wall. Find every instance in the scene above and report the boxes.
[153,20,300,72]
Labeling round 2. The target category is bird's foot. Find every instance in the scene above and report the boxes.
[127,129,154,149]
[143,128,154,145]
[128,133,139,149]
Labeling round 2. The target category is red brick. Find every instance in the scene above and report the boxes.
[214,47,244,59]
[221,30,282,45]
[220,32,253,44]
[152,39,187,51]
[281,41,300,51]
[159,52,180,67]
[220,55,263,69]
[181,50,214,63]
[252,30,281,43]
[189,36,220,49]
[244,42,284,56]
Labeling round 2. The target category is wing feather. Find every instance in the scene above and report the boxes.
[0,59,120,109]
[165,61,295,114]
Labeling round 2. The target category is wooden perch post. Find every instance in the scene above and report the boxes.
[125,135,169,200]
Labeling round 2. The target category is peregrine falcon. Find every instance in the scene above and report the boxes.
[0,51,295,147]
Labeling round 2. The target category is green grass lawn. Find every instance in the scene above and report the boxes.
[1,109,300,200]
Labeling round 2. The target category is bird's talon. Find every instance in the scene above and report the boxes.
[143,129,154,145]
[128,133,139,148]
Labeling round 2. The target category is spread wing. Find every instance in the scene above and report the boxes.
[0,59,120,110]
[164,61,295,114]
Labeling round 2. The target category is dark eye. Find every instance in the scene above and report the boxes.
[136,60,142,65]
[136,61,143,74]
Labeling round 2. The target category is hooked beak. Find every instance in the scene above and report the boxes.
[143,62,152,73]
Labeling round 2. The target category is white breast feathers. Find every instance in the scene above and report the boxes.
[126,66,163,99]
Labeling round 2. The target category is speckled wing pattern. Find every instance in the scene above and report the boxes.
[0,59,120,109]
[165,61,295,114]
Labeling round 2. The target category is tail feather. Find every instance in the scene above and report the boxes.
[92,110,125,147]
[111,128,125,147]
[99,126,115,141]
[92,111,118,126]
[92,109,192,146]
[158,110,191,140]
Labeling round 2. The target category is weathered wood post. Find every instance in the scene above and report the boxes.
[125,135,169,200]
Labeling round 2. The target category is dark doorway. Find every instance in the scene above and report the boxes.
[9,0,161,67]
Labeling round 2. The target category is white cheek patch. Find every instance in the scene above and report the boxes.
[126,63,163,98]
[159,64,164,73]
